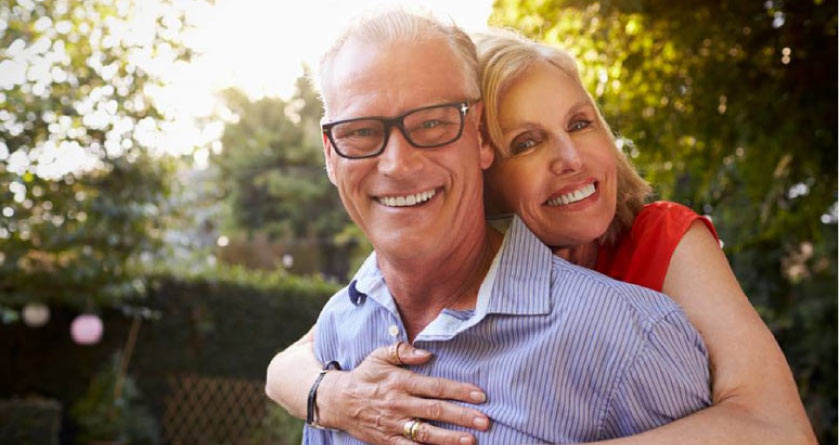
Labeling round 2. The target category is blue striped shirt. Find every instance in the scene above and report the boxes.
[305,216,710,444]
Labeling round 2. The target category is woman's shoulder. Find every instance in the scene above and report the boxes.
[635,200,700,222]
[632,201,718,242]
[596,201,718,291]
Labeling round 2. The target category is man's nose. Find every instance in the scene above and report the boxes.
[377,127,424,177]
[548,133,583,175]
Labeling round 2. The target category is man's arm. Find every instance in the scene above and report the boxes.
[594,223,816,444]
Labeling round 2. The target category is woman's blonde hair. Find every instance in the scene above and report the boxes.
[475,28,651,245]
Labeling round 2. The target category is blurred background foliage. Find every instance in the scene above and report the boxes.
[0,0,835,443]
[212,77,359,279]
[0,0,190,312]
[491,0,837,441]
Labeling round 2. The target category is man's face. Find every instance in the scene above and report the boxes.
[321,38,493,263]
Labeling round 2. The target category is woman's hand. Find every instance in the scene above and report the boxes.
[317,342,490,445]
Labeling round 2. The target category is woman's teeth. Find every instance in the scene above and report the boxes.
[378,189,436,207]
[546,183,596,206]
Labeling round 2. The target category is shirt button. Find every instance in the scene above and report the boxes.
[388,325,400,337]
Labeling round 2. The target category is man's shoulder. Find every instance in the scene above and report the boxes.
[322,283,353,311]
[319,251,382,317]
[546,256,709,388]
[548,256,688,330]
[318,281,373,323]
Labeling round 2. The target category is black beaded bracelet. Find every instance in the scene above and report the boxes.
[307,360,341,429]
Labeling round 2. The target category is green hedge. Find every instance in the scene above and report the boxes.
[134,266,336,379]
[0,266,338,442]
[0,398,62,445]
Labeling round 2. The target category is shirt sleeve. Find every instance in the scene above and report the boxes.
[600,310,712,437]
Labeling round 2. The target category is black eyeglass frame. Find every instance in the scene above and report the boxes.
[321,101,473,159]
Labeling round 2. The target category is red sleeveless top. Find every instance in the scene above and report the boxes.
[594,201,720,292]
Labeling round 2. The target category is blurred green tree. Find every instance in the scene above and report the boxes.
[214,74,358,279]
[491,0,836,441]
[0,0,199,312]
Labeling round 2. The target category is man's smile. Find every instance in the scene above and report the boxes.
[375,188,439,208]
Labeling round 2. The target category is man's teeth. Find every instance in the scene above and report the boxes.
[378,189,436,207]
[546,183,596,206]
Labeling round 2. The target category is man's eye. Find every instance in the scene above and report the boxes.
[568,119,592,132]
[411,119,454,132]
[336,127,379,139]
[354,128,377,136]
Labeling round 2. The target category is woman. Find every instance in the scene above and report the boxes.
[266,29,815,444]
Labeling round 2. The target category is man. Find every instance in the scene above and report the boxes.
[305,9,710,444]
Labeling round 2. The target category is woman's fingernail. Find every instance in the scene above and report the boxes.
[473,416,489,429]
[460,435,475,445]
[413,349,431,358]
[470,391,486,402]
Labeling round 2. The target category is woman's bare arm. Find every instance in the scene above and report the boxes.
[595,222,816,444]
[265,325,320,419]
[265,326,490,445]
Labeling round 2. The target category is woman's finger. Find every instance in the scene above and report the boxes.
[390,436,417,445]
[382,417,476,445]
[370,341,434,366]
[392,396,490,431]
[394,342,433,365]
[412,420,477,445]
[402,374,487,406]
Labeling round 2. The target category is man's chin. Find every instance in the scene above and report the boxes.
[371,231,440,261]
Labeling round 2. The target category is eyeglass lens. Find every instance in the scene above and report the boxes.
[330,104,462,158]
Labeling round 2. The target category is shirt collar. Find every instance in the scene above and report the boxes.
[345,215,553,318]
[485,215,553,316]
[347,251,401,316]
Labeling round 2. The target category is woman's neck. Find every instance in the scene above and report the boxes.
[553,240,599,269]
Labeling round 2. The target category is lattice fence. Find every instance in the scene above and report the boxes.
[162,374,268,444]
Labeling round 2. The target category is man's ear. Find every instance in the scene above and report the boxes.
[473,101,495,170]
[322,132,337,185]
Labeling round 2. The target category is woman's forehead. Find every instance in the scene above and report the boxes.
[498,62,592,128]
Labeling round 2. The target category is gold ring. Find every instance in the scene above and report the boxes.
[402,419,418,440]
[410,419,422,441]
[391,341,404,365]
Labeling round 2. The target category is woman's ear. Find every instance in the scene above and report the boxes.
[473,101,495,170]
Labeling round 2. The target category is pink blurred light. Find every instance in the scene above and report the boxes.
[70,314,104,345]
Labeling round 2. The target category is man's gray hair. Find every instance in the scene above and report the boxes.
[316,7,480,116]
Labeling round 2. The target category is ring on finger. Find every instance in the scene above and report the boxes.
[410,419,423,441]
[391,341,404,365]
[402,418,419,440]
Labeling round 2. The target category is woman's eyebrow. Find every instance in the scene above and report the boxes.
[501,99,594,133]
[500,121,540,134]
[564,100,595,118]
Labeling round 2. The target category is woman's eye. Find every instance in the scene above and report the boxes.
[510,136,539,154]
[568,119,592,132]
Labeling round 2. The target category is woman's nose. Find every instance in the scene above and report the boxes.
[548,133,583,175]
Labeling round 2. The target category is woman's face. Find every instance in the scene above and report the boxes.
[485,61,618,249]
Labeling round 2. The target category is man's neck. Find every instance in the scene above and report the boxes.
[377,224,503,341]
